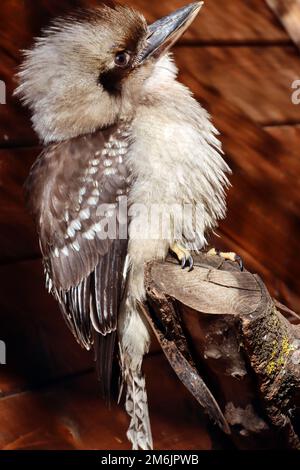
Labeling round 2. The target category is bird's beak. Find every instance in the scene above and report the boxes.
[138,2,203,64]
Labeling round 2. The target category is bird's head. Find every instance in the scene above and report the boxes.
[15,2,203,143]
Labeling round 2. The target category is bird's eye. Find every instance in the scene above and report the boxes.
[114,51,131,67]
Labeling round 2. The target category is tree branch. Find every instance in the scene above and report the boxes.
[142,253,300,449]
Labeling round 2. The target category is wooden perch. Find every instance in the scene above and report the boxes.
[141,253,300,450]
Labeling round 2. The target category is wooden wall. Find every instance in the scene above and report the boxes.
[0,0,299,450]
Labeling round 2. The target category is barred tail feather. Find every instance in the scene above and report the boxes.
[125,368,153,450]
[118,295,152,449]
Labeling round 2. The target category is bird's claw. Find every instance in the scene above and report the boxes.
[207,248,244,272]
[234,254,244,272]
[171,243,194,272]
[181,254,194,271]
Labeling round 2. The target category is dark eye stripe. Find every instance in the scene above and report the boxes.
[99,50,133,93]
[98,68,123,94]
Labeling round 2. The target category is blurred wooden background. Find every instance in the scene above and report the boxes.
[0,0,299,450]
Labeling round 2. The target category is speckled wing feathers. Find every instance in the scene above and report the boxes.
[26,124,131,396]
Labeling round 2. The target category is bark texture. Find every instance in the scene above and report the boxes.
[141,253,300,449]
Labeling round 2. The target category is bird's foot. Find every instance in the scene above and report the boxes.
[207,248,244,271]
[170,242,194,271]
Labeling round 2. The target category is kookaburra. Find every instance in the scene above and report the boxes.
[16,2,233,449]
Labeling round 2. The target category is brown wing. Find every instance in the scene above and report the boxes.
[26,124,131,398]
